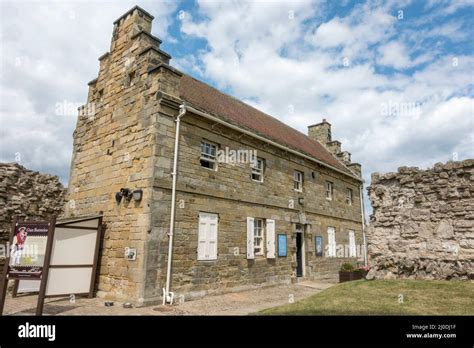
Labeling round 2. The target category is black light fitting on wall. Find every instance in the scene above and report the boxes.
[115,188,142,203]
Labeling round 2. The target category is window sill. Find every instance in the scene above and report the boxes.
[200,165,217,172]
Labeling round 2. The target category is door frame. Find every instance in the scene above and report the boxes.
[295,224,305,277]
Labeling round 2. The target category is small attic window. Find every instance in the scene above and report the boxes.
[327,128,332,142]
[98,89,104,102]
[127,71,136,87]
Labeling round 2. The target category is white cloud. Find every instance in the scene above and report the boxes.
[178,0,473,217]
[307,4,397,61]
[426,0,474,15]
[310,18,354,48]
[1,0,472,218]
[377,40,432,69]
[378,41,412,69]
[0,0,178,183]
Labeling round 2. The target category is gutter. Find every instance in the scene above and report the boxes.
[163,104,186,304]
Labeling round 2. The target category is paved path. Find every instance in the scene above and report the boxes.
[2,281,335,316]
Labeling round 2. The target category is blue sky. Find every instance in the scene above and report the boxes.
[0,0,473,217]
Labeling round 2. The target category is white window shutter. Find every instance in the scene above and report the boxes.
[247,217,254,259]
[197,215,207,260]
[208,214,218,259]
[349,230,356,257]
[266,219,275,259]
[198,213,218,260]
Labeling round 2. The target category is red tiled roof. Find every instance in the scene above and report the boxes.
[179,74,353,176]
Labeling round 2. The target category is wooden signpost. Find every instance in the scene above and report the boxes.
[0,215,103,316]
[0,216,55,315]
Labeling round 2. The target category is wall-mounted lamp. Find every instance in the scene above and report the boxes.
[115,188,142,203]
[132,189,143,201]
[121,188,133,201]
[115,192,123,204]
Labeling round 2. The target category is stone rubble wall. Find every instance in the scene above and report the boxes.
[366,159,474,280]
[0,163,66,266]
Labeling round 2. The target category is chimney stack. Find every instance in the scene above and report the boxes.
[308,119,332,144]
[110,6,154,52]
[308,119,361,177]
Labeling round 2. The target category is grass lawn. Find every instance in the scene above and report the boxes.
[259,280,474,315]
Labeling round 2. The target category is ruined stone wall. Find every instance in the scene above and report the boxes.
[367,160,474,280]
[0,163,66,265]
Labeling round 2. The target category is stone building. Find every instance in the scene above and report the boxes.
[0,163,66,267]
[367,160,474,280]
[65,6,365,304]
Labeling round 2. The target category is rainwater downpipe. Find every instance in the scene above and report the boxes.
[360,184,368,267]
[163,104,186,304]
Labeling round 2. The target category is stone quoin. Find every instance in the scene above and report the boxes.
[65,6,365,305]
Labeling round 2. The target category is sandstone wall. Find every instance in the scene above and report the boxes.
[367,160,474,280]
[66,6,364,304]
[64,8,168,302]
[144,103,364,302]
[0,163,66,265]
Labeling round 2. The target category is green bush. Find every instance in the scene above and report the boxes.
[340,263,354,272]
[354,266,370,274]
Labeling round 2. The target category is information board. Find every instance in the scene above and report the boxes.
[8,222,49,279]
[315,236,323,257]
[1,215,103,316]
[45,216,102,298]
[278,234,287,257]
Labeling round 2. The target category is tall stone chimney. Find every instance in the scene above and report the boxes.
[308,119,342,156]
[308,119,332,144]
[110,6,154,52]
[308,119,362,177]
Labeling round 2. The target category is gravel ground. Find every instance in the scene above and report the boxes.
[2,281,334,316]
